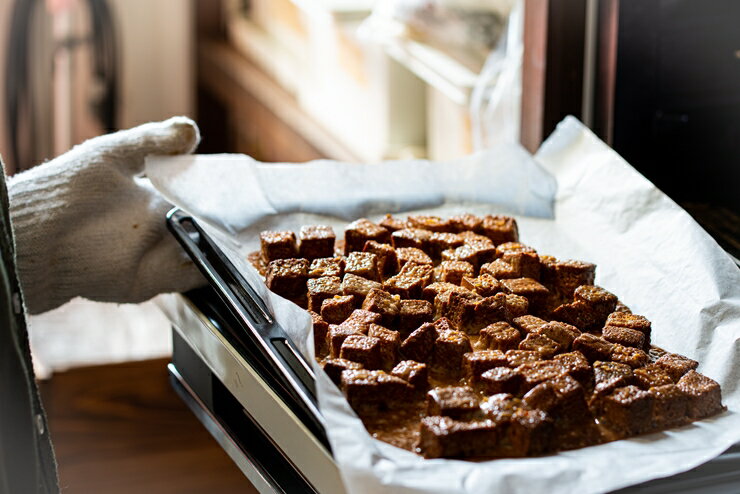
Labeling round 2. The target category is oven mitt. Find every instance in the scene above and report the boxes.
[7,116,205,314]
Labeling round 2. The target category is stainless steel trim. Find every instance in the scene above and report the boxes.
[168,363,279,494]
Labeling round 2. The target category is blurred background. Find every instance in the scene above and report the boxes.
[1,0,738,492]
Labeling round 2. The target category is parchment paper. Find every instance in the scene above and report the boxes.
[147,117,740,493]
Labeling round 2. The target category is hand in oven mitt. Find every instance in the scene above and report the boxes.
[8,117,205,314]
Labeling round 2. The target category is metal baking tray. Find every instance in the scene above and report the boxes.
[164,208,740,494]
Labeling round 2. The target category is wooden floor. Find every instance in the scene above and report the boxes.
[38,358,258,494]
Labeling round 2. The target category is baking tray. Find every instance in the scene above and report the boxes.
[166,207,328,449]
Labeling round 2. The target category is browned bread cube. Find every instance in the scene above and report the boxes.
[341,273,382,302]
[308,257,344,278]
[593,361,634,396]
[459,231,497,264]
[391,360,428,392]
[505,350,541,368]
[340,334,382,369]
[479,367,523,395]
[610,344,649,368]
[523,375,589,426]
[596,385,654,436]
[461,274,502,297]
[540,257,596,302]
[500,251,541,281]
[442,291,485,332]
[391,228,432,251]
[400,322,439,363]
[426,386,481,420]
[463,350,508,381]
[341,369,413,412]
[327,325,363,358]
[320,295,355,324]
[307,276,341,312]
[633,364,674,390]
[535,321,580,352]
[395,247,433,267]
[429,232,464,259]
[432,330,473,379]
[573,333,614,363]
[449,214,483,232]
[518,333,560,359]
[602,325,645,349]
[481,259,520,279]
[309,310,330,358]
[677,370,723,419]
[339,309,382,334]
[383,262,434,299]
[322,358,363,386]
[605,312,652,350]
[408,215,453,232]
[553,351,593,388]
[260,230,298,262]
[495,242,536,258]
[363,240,399,278]
[550,301,596,330]
[378,214,410,232]
[265,258,309,300]
[361,288,401,327]
[419,416,500,459]
[512,315,547,335]
[503,294,530,320]
[480,215,519,245]
[649,384,689,428]
[499,278,550,315]
[442,245,479,267]
[398,299,433,336]
[368,324,401,371]
[574,285,617,322]
[655,353,699,381]
[344,219,389,254]
[516,360,569,393]
[434,260,475,285]
[479,322,521,351]
[345,251,380,281]
[422,281,469,303]
[298,225,335,259]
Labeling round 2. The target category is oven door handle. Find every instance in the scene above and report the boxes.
[166,208,329,448]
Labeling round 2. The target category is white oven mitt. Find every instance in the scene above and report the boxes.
[7,117,206,314]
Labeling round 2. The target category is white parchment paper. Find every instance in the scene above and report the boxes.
[147,117,740,493]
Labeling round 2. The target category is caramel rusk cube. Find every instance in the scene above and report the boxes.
[677,370,723,419]
[512,315,547,336]
[418,416,500,459]
[408,215,453,233]
[322,358,363,386]
[602,325,645,349]
[553,351,593,388]
[655,353,699,382]
[395,247,433,267]
[463,350,508,381]
[540,256,596,302]
[426,386,481,420]
[449,214,483,233]
[363,240,399,278]
[341,273,381,302]
[479,322,521,352]
[573,333,614,363]
[573,285,617,322]
[391,228,432,251]
[500,278,550,315]
[391,360,428,392]
[434,260,475,285]
[604,312,651,350]
[479,215,519,245]
[516,360,568,393]
[649,384,689,428]
[398,299,433,336]
[309,310,330,358]
[340,334,383,369]
[633,364,674,390]
[596,385,653,436]
[479,367,523,395]
[361,288,401,327]
[432,330,473,379]
[320,295,355,324]
[518,333,559,359]
[344,219,389,254]
[505,350,541,368]
[265,258,309,300]
[593,361,633,396]
[461,274,502,297]
[481,259,519,279]
[534,322,580,353]
[308,257,344,278]
[307,276,341,313]
[260,230,297,262]
[298,225,335,260]
[368,324,402,371]
[429,232,465,259]
[345,251,380,281]
[341,370,413,412]
[610,344,649,369]
[378,214,410,232]
[327,325,363,358]
[400,323,439,363]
